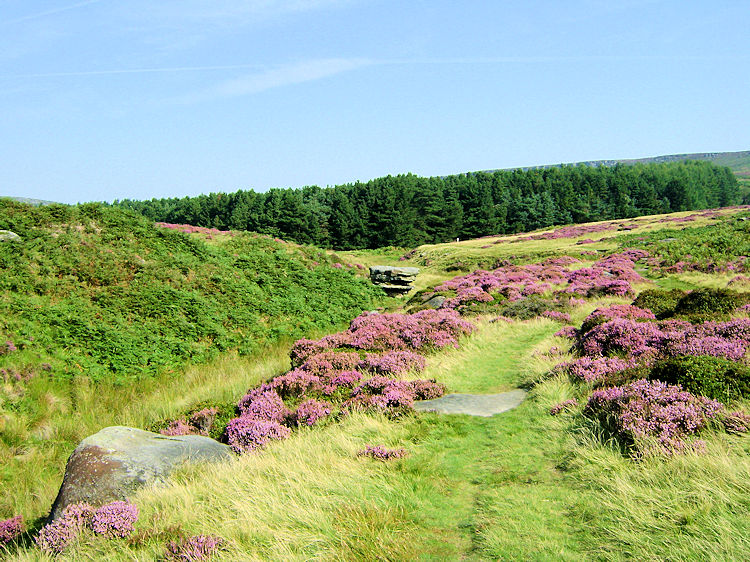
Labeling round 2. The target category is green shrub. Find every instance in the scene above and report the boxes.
[497,297,559,321]
[0,200,384,383]
[632,289,687,319]
[648,355,750,402]
[673,288,749,319]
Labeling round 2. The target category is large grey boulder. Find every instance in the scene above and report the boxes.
[0,230,20,242]
[49,426,231,521]
[369,266,419,284]
[369,266,419,295]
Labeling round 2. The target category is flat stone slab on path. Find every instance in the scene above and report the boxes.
[414,389,527,417]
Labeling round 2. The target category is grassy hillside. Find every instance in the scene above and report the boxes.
[0,200,383,525]
[0,200,382,381]
[2,203,749,560]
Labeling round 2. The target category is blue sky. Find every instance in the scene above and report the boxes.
[1,0,749,204]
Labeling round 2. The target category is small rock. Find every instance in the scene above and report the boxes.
[0,230,21,242]
[424,295,446,309]
[48,426,231,521]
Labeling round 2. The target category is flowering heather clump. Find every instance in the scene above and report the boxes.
[554,326,578,339]
[289,333,352,365]
[189,408,218,435]
[160,419,195,436]
[331,262,343,269]
[345,309,474,351]
[566,356,637,383]
[586,305,656,324]
[341,393,389,414]
[358,351,427,376]
[543,256,580,266]
[0,515,23,545]
[353,377,417,408]
[225,417,291,454]
[1,340,17,355]
[237,389,289,422]
[585,379,723,456]
[721,410,750,434]
[357,445,408,460]
[300,351,361,376]
[156,222,230,235]
[354,375,393,395]
[410,379,446,400]
[568,297,586,307]
[528,223,616,241]
[270,369,322,398]
[580,305,656,334]
[542,310,571,323]
[550,398,578,416]
[578,319,665,359]
[36,517,79,554]
[727,275,750,287]
[322,370,363,395]
[36,502,97,554]
[294,399,332,426]
[166,534,224,561]
[576,238,596,245]
[91,501,138,539]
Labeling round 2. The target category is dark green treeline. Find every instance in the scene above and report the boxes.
[116,160,739,249]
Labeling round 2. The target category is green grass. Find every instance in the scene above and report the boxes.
[8,311,750,561]
[0,344,292,526]
[5,204,750,560]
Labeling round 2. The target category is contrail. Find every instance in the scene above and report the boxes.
[2,0,105,26]
[10,63,269,79]
[8,54,749,80]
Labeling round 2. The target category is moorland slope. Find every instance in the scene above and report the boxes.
[3,203,749,560]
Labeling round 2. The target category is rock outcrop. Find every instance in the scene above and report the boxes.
[48,426,231,521]
[369,266,419,295]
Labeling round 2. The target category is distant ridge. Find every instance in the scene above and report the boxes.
[494,149,750,176]
[4,196,60,206]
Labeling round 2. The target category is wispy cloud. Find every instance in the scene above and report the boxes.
[176,58,372,104]
[147,0,356,23]
[2,0,105,26]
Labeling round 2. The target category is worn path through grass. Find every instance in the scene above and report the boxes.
[10,316,597,560]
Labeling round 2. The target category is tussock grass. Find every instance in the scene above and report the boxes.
[8,313,750,560]
[7,207,750,559]
[1,345,291,524]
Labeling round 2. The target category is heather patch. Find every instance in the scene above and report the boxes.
[584,379,723,457]
[165,534,224,561]
[579,305,656,334]
[616,211,750,272]
[35,501,137,554]
[0,515,23,546]
[423,249,648,318]
[293,399,333,426]
[225,417,292,454]
[549,398,578,416]
[358,351,427,376]
[91,501,139,538]
[357,445,408,461]
[578,317,749,361]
